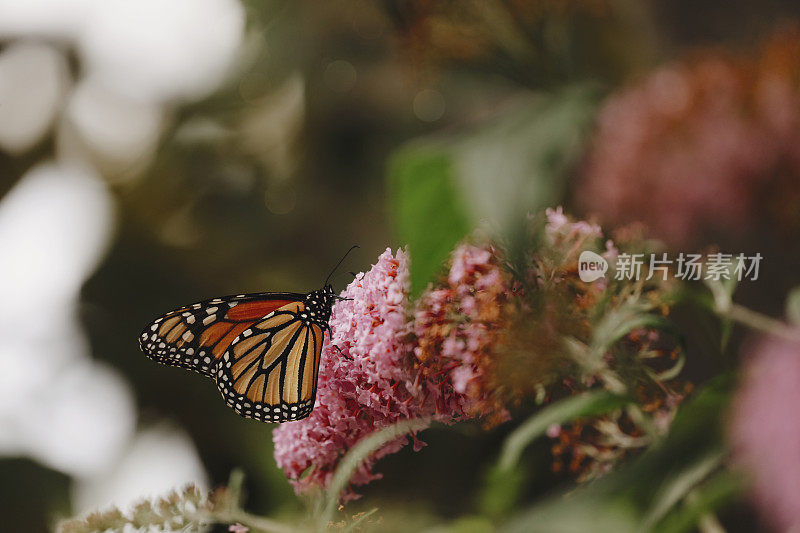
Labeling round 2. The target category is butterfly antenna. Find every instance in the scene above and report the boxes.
[325,245,359,286]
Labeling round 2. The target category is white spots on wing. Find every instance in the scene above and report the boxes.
[202,314,215,326]
[185,315,195,324]
[181,331,194,342]
[206,306,218,314]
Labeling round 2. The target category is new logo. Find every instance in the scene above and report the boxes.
[578,250,608,282]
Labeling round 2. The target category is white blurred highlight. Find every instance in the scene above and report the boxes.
[0,43,69,154]
[0,0,222,511]
[241,74,306,182]
[63,79,165,169]
[0,0,245,103]
[79,0,245,103]
[0,0,96,39]
[0,163,136,477]
[73,426,208,514]
[26,361,135,477]
[0,163,114,315]
[0,0,245,177]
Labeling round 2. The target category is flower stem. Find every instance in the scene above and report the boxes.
[721,303,800,342]
[193,509,295,533]
[686,489,728,533]
[209,510,295,533]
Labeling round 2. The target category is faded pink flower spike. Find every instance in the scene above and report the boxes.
[412,243,513,425]
[730,335,800,531]
[578,29,800,248]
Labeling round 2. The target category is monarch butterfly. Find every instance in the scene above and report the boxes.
[138,247,357,423]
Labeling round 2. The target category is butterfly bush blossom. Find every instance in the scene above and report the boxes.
[273,244,516,494]
[411,244,514,426]
[411,207,612,430]
[578,28,800,248]
[272,248,420,493]
[274,209,688,494]
[730,335,800,531]
[520,208,687,481]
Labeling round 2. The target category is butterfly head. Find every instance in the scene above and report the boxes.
[303,285,337,326]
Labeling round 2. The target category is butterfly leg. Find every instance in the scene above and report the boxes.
[348,271,366,282]
[331,344,351,360]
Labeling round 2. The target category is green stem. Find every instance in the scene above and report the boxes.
[196,509,295,533]
[687,489,728,533]
[722,303,800,342]
[319,418,432,529]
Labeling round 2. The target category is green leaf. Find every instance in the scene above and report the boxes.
[222,469,245,513]
[451,85,600,243]
[638,450,724,530]
[704,274,741,351]
[497,391,628,472]
[501,497,639,533]
[433,516,496,533]
[388,148,471,297]
[589,301,679,362]
[479,458,529,518]
[387,84,601,296]
[491,379,737,533]
[653,470,744,533]
[320,418,431,526]
[602,376,735,502]
[666,375,733,439]
[786,286,800,325]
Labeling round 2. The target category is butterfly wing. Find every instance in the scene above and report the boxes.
[139,292,303,378]
[215,301,325,423]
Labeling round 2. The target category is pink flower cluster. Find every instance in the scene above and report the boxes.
[272,248,422,494]
[578,29,800,248]
[545,206,602,242]
[273,209,657,495]
[273,244,514,494]
[412,244,512,424]
[730,335,800,531]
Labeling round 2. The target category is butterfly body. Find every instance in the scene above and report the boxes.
[139,285,337,423]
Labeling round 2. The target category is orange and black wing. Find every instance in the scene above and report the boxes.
[139,292,302,378]
[215,301,325,423]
